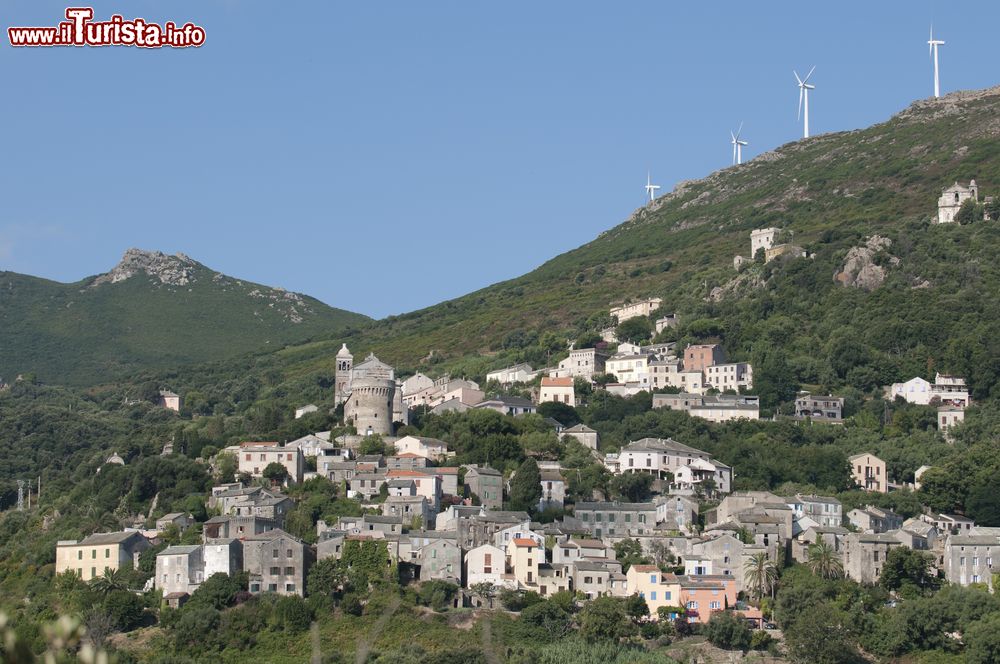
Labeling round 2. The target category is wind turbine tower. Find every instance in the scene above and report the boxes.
[794,66,816,139]
[731,122,748,165]
[928,26,945,98]
[645,172,661,202]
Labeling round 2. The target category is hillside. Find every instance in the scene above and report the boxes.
[183,86,1000,402]
[0,249,370,386]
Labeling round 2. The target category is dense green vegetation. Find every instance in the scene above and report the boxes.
[0,255,369,386]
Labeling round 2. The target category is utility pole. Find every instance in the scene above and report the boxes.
[16,480,25,511]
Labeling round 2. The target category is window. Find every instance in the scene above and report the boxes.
[650,574,657,584]
[285,567,294,575]
[268,584,278,592]
[286,583,296,592]
[270,567,280,575]
[273,549,279,558]
[77,551,82,560]
[105,548,110,558]
[650,591,657,600]
[710,601,721,610]
[91,550,96,559]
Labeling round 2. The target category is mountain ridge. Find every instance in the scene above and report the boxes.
[0,248,371,386]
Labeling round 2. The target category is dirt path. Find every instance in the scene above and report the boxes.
[480,616,500,664]
[355,595,401,664]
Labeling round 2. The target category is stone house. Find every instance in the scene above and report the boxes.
[242,529,314,597]
[55,531,150,582]
[155,545,204,596]
[383,495,433,529]
[787,494,843,529]
[937,406,965,435]
[536,562,574,597]
[464,465,503,510]
[551,538,614,565]
[202,515,277,540]
[561,424,599,450]
[944,533,999,588]
[572,559,620,599]
[843,532,906,585]
[156,512,193,533]
[349,472,388,500]
[538,468,566,511]
[574,501,658,538]
[848,506,903,533]
[416,538,461,584]
[551,348,608,380]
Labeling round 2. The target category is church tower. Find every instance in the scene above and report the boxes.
[334,343,353,406]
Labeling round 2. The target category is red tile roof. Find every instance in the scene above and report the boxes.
[541,377,574,387]
[512,538,537,548]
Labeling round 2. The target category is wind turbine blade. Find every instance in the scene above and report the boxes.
[794,70,802,85]
[737,121,744,140]
[804,65,816,82]
[798,87,804,121]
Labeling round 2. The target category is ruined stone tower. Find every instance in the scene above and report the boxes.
[344,376,395,436]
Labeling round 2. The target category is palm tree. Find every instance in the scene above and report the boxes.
[89,568,129,596]
[743,552,779,603]
[806,541,844,580]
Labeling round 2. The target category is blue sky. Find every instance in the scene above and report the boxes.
[1,1,996,318]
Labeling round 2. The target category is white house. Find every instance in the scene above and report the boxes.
[539,377,576,407]
[750,228,779,257]
[464,544,513,588]
[393,435,452,461]
[486,363,536,386]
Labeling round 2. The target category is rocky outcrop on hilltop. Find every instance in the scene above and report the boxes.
[91,248,198,287]
[834,235,899,291]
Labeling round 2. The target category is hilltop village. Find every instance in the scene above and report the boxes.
[50,181,998,638]
[0,175,995,663]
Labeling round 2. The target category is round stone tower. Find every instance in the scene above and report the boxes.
[334,343,353,406]
[344,376,395,436]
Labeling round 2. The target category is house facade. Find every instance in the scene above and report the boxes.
[849,453,888,493]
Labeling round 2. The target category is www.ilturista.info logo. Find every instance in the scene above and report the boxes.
[8,8,205,48]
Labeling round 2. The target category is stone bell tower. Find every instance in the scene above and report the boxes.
[334,343,353,406]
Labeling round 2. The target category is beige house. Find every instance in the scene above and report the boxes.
[539,377,576,407]
[626,565,681,615]
[610,298,662,323]
[849,452,888,493]
[157,390,182,412]
[236,442,304,484]
[55,531,151,581]
[750,228,779,257]
[937,406,965,436]
[506,538,541,587]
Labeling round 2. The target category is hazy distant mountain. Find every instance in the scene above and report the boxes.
[0,248,370,385]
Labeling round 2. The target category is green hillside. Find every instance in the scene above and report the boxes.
[182,86,1000,406]
[0,249,370,386]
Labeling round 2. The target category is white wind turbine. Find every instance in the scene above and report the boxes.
[645,172,660,202]
[794,66,816,139]
[731,122,748,165]
[928,26,945,98]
